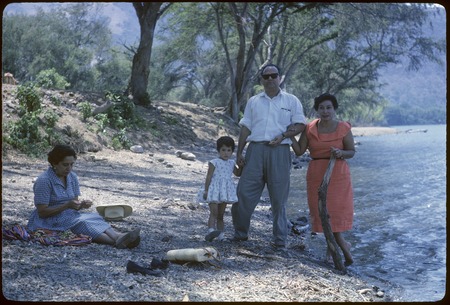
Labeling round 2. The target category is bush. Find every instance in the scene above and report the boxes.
[95,113,109,133]
[78,102,92,121]
[16,84,42,113]
[4,112,48,155]
[50,96,62,106]
[5,91,59,156]
[111,128,131,150]
[35,68,70,90]
[42,109,59,128]
[103,92,139,129]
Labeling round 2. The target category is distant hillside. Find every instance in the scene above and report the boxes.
[377,6,446,125]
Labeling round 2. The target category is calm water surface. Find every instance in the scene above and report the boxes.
[288,124,446,302]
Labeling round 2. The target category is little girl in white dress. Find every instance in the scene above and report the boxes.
[203,136,242,241]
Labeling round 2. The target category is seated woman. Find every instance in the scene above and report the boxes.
[27,144,140,249]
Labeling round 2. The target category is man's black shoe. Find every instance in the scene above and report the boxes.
[227,236,248,242]
[269,242,292,258]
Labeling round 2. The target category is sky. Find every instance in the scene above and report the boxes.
[3,2,137,37]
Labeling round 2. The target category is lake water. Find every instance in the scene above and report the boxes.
[287,124,446,302]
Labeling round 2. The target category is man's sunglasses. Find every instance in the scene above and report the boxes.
[261,73,279,80]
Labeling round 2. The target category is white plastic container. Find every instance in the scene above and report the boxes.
[166,247,219,263]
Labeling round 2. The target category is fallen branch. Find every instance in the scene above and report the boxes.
[318,155,346,272]
[237,249,277,260]
[92,101,114,116]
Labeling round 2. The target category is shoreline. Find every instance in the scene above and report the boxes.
[351,126,399,137]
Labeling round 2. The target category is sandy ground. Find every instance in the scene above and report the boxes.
[2,84,396,301]
[1,140,395,302]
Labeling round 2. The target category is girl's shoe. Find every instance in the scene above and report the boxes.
[216,232,225,241]
[205,230,221,242]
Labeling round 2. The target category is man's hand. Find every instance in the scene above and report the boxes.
[286,123,305,135]
[237,154,246,167]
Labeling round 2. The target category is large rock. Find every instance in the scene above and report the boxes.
[175,150,196,161]
[130,145,144,153]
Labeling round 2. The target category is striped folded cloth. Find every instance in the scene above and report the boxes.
[2,224,92,246]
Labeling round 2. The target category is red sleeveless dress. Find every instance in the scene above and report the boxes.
[305,119,354,233]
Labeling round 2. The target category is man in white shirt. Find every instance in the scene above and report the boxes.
[231,64,306,254]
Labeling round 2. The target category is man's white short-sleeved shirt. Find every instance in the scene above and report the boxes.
[239,90,306,144]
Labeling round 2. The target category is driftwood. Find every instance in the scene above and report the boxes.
[318,155,346,272]
[92,101,113,116]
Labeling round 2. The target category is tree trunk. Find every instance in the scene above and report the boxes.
[318,155,346,272]
[221,3,286,122]
[130,3,171,106]
[130,48,152,106]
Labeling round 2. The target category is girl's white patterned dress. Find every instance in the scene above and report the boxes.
[206,158,238,204]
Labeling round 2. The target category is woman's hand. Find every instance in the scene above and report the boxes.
[331,147,344,159]
[80,199,93,209]
[67,199,83,210]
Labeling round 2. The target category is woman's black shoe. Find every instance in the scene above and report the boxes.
[150,258,170,270]
[126,260,162,276]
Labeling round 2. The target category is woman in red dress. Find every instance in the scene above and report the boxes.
[291,93,355,266]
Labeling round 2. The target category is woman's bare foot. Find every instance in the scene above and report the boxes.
[325,248,333,264]
[115,228,141,249]
[342,242,353,266]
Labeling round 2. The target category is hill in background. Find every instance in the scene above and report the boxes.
[2,84,240,157]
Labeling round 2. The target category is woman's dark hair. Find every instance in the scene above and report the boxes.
[48,145,77,166]
[260,63,282,76]
[314,93,339,111]
[216,136,236,152]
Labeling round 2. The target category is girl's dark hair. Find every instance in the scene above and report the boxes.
[314,93,339,111]
[48,145,77,166]
[216,136,236,152]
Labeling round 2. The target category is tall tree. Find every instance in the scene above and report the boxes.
[272,3,445,119]
[212,2,287,121]
[150,2,230,105]
[129,2,171,106]
[212,2,332,121]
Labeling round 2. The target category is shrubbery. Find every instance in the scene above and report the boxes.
[35,68,70,90]
[4,84,145,156]
[4,84,52,156]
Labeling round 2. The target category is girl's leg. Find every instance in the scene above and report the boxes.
[208,203,219,230]
[205,203,222,241]
[216,203,227,232]
[333,232,353,266]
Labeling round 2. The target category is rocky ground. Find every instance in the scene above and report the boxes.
[2,84,397,302]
